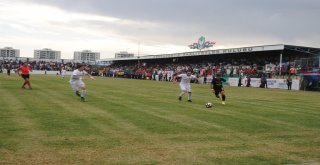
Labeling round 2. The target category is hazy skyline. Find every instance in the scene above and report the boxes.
[1,0,319,59]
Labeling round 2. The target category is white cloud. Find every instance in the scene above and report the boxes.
[0,0,189,59]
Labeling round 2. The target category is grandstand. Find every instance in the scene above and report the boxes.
[98,44,320,71]
[97,44,320,91]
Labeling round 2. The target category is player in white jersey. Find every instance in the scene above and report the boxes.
[174,70,198,102]
[61,66,67,79]
[70,64,94,102]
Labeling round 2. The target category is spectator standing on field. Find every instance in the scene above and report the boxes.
[260,74,268,88]
[238,76,242,87]
[6,64,11,76]
[287,75,292,90]
[246,75,251,87]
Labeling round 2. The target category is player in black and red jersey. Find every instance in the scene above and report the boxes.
[210,73,227,105]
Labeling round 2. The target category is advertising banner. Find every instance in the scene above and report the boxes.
[228,78,300,90]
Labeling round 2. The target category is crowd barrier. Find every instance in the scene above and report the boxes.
[228,78,300,90]
[1,69,73,75]
[2,70,301,90]
[31,70,73,75]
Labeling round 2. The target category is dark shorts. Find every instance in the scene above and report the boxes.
[214,88,224,95]
[21,74,30,80]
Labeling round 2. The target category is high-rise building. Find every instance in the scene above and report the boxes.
[74,50,100,61]
[0,47,20,58]
[34,48,61,59]
[115,51,134,58]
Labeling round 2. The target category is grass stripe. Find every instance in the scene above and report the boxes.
[0,74,319,165]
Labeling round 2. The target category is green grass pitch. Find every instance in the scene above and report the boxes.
[0,74,319,165]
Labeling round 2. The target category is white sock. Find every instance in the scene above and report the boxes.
[188,92,192,100]
[81,90,86,97]
[179,92,185,97]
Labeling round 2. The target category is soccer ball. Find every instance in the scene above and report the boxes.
[205,102,213,108]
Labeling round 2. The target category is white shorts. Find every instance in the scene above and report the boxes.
[70,80,85,91]
[180,83,191,92]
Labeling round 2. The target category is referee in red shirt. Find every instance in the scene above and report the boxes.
[17,62,33,89]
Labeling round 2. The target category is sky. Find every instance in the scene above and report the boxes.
[0,0,319,59]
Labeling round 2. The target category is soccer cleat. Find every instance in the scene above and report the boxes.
[80,97,85,102]
[222,101,225,105]
[75,91,81,97]
[188,100,192,102]
[178,96,182,101]
[215,94,220,98]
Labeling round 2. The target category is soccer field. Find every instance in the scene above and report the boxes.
[0,74,319,165]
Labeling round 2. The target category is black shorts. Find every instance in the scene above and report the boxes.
[214,88,224,95]
[21,74,30,80]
